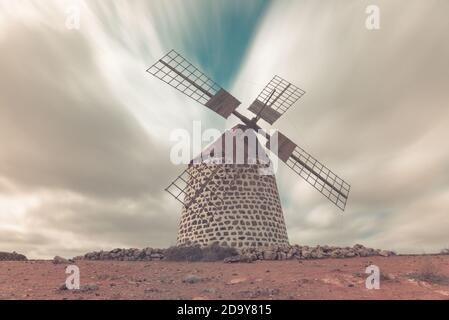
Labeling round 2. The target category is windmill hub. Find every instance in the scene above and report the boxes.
[148,50,350,250]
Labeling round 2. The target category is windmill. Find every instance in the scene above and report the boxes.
[147,50,350,249]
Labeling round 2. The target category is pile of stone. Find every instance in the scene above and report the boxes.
[82,247,164,261]
[80,244,396,263]
[0,251,27,261]
[224,244,396,263]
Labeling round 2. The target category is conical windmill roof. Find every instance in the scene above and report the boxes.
[191,124,270,165]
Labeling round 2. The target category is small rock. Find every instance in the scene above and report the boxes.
[203,288,217,294]
[80,284,99,292]
[379,250,393,257]
[58,283,68,291]
[182,274,202,284]
[229,277,247,285]
[224,256,241,263]
[150,253,164,260]
[224,254,253,263]
[240,288,280,298]
[365,260,374,267]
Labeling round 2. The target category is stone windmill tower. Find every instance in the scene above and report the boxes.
[177,124,289,248]
[147,50,351,250]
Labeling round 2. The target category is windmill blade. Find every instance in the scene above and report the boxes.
[166,164,248,236]
[165,164,223,235]
[165,164,224,211]
[147,50,241,119]
[248,75,305,125]
[266,131,350,210]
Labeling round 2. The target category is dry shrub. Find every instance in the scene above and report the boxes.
[164,244,238,262]
[0,251,27,261]
[164,245,203,261]
[201,243,238,262]
[408,263,449,285]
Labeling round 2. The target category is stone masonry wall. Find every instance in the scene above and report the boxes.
[177,163,289,249]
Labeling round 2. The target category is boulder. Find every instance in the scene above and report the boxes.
[53,256,69,264]
[150,253,164,260]
[277,252,287,260]
[262,250,277,260]
[330,251,341,258]
[345,251,356,258]
[379,250,395,257]
[301,250,311,259]
[358,249,370,257]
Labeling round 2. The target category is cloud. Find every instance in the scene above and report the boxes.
[0,23,174,198]
[15,191,179,258]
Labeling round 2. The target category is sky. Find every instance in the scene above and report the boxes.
[0,0,448,258]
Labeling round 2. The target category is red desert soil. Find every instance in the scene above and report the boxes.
[0,255,448,300]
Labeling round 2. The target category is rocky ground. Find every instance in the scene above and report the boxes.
[1,255,448,299]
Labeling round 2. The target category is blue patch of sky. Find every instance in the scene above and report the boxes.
[182,0,271,89]
[151,0,271,90]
